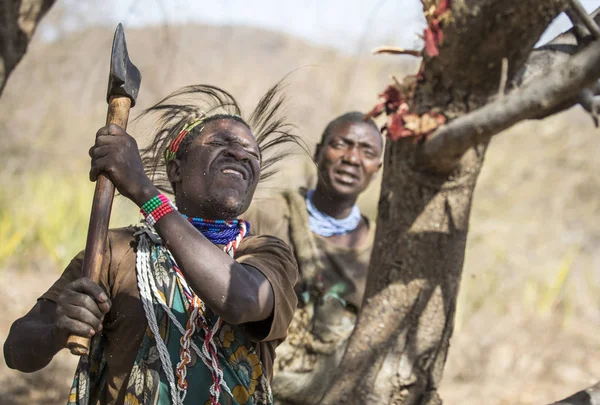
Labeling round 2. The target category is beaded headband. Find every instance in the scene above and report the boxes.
[164,117,205,165]
[163,113,248,165]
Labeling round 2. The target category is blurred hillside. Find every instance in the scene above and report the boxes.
[0,23,405,269]
[1,22,599,405]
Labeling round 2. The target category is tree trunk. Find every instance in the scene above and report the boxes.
[322,140,487,405]
[0,0,55,95]
[321,1,581,404]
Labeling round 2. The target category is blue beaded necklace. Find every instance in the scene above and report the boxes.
[181,215,250,245]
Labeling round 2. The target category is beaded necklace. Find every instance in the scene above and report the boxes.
[305,189,361,237]
[136,214,249,405]
[183,216,250,249]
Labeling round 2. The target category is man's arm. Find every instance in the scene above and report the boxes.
[4,278,110,372]
[4,300,65,372]
[150,209,275,326]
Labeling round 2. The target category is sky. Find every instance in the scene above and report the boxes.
[41,0,600,52]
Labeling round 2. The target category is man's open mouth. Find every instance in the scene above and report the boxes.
[333,169,359,184]
[220,165,247,180]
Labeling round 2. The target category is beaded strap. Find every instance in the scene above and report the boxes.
[164,118,205,164]
[141,194,178,226]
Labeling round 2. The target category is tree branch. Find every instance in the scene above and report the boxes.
[550,381,600,405]
[512,7,600,88]
[0,0,56,95]
[372,46,421,57]
[514,6,600,124]
[566,8,590,40]
[568,0,600,39]
[420,38,600,173]
[498,57,508,97]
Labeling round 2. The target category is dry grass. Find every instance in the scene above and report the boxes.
[0,17,599,405]
[0,170,137,270]
[441,112,600,404]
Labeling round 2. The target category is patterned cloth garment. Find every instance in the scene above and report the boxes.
[66,227,272,405]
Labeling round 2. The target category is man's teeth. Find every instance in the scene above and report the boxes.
[223,169,243,177]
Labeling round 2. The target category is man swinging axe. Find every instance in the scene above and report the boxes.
[4,23,299,405]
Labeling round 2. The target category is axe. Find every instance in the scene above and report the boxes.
[66,23,141,356]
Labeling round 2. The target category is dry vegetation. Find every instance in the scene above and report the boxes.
[0,18,599,405]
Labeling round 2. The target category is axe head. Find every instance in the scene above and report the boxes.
[107,23,141,107]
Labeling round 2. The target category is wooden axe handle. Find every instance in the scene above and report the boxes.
[66,96,132,356]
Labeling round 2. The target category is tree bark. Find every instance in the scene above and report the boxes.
[321,1,584,404]
[0,0,55,95]
[322,140,487,405]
